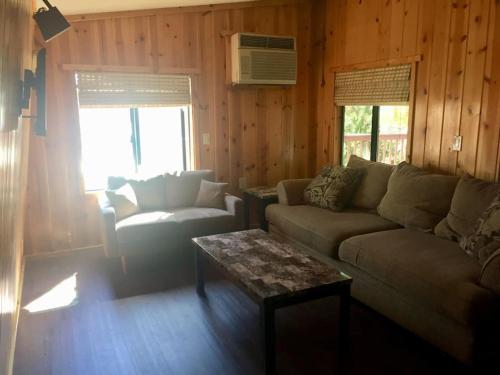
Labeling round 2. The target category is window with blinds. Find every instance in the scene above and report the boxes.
[334,64,411,106]
[75,71,192,108]
[336,64,412,166]
[75,71,193,190]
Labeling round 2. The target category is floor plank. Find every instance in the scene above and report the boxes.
[14,250,472,375]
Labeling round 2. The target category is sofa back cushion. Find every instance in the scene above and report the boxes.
[347,155,394,209]
[129,175,168,211]
[105,183,140,221]
[435,174,500,241]
[166,170,215,208]
[377,162,459,231]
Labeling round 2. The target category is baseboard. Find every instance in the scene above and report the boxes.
[24,245,104,260]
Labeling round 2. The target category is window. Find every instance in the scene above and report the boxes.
[334,63,412,166]
[76,71,192,190]
[79,106,190,190]
[342,105,408,165]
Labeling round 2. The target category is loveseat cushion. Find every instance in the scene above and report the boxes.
[339,229,497,327]
[266,204,400,258]
[116,208,235,246]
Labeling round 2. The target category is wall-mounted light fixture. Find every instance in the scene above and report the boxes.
[33,0,71,42]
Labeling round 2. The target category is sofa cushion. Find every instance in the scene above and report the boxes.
[339,229,496,326]
[435,174,500,242]
[116,208,235,245]
[165,170,216,209]
[105,183,139,221]
[377,162,459,231]
[347,155,394,209]
[266,204,400,258]
[195,180,228,209]
[129,175,168,211]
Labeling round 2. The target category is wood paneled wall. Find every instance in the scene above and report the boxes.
[25,0,500,256]
[0,0,33,372]
[24,0,314,255]
[312,0,500,181]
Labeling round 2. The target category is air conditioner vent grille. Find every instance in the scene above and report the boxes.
[240,34,295,50]
[250,51,297,81]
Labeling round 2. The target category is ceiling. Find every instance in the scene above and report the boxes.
[36,0,253,15]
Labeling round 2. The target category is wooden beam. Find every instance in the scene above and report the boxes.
[66,0,307,23]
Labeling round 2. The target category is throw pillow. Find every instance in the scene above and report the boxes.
[166,173,210,208]
[460,193,500,265]
[377,162,459,231]
[195,180,228,209]
[105,183,140,221]
[304,165,363,211]
[304,165,335,207]
[347,155,394,209]
[435,174,500,242]
[323,167,364,211]
[129,175,167,211]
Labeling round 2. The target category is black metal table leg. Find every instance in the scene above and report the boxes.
[195,247,205,296]
[338,285,351,374]
[261,302,276,374]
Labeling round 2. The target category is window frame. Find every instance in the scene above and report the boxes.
[340,105,408,166]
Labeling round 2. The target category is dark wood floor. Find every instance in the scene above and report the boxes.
[14,250,473,375]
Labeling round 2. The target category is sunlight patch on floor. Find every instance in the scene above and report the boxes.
[24,273,79,313]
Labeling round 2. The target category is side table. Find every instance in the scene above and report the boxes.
[243,186,279,231]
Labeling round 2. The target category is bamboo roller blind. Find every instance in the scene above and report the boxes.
[334,64,411,106]
[76,72,192,108]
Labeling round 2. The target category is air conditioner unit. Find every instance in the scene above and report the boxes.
[231,33,297,85]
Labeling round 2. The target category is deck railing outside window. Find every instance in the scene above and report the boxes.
[344,133,407,165]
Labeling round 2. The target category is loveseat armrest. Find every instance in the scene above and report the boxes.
[225,194,244,230]
[98,195,120,258]
[276,179,312,206]
[480,248,500,295]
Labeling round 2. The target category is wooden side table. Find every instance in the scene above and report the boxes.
[243,186,279,231]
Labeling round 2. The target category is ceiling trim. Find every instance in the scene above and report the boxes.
[66,0,304,22]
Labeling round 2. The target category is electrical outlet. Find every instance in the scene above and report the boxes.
[202,133,210,145]
[239,177,247,190]
[452,135,463,152]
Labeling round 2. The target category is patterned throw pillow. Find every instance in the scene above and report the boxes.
[304,165,334,207]
[304,165,363,211]
[460,193,500,265]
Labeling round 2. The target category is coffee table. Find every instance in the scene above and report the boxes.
[192,229,352,374]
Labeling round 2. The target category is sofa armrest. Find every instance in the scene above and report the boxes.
[225,194,244,230]
[98,196,120,257]
[480,248,500,295]
[277,179,312,206]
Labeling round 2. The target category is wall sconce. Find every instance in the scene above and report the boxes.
[33,0,71,42]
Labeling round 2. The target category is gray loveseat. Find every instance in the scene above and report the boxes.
[99,170,244,270]
[266,158,500,366]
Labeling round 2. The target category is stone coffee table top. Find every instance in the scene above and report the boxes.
[192,229,351,300]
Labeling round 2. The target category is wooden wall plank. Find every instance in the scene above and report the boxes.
[457,0,491,176]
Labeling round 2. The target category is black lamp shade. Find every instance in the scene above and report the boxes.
[33,6,71,42]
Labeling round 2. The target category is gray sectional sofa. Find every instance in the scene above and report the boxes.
[266,157,500,366]
[99,170,244,267]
